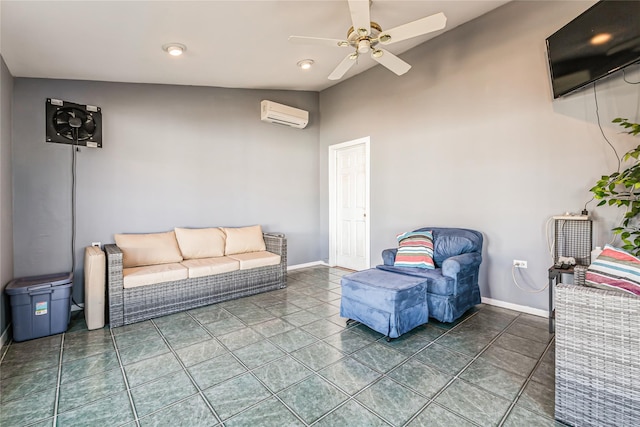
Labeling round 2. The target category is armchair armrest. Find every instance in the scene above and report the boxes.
[382,248,398,266]
[442,252,482,279]
[104,244,125,328]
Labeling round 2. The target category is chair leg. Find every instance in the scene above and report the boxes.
[345,318,357,326]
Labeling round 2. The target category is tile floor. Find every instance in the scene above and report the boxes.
[0,266,558,426]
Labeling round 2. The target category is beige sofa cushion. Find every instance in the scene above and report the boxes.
[115,231,183,268]
[222,225,266,255]
[228,251,281,270]
[123,263,188,288]
[174,227,226,260]
[181,257,240,278]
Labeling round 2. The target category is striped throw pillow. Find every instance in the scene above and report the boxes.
[586,244,640,296]
[394,231,435,269]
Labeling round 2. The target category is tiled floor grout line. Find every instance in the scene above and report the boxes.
[193,296,386,425]
[0,267,555,427]
[120,274,349,425]
[294,298,488,426]
[496,335,556,427]
[402,313,524,426]
[0,340,11,363]
[310,311,486,427]
[109,327,141,427]
[148,318,224,426]
[184,310,310,426]
[51,333,65,427]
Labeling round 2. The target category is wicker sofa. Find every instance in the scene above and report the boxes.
[105,226,287,328]
[555,266,640,426]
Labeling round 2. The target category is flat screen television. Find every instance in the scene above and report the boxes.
[546,0,640,99]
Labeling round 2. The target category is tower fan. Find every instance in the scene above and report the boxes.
[46,98,102,148]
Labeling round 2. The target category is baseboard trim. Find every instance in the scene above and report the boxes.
[481,297,548,318]
[287,261,328,271]
[0,323,10,349]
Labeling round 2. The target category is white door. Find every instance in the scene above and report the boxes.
[329,138,370,271]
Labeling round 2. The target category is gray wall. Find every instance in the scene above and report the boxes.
[8,0,640,316]
[1,56,14,338]
[12,79,319,302]
[319,0,640,311]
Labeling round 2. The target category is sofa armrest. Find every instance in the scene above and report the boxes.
[105,244,125,328]
[264,232,287,269]
[382,248,398,266]
[263,233,286,256]
[263,232,285,239]
[442,252,482,279]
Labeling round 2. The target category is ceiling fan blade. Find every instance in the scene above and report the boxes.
[288,36,348,48]
[348,0,371,36]
[371,48,411,76]
[328,53,358,80]
[378,12,447,45]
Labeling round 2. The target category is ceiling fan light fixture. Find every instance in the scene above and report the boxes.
[372,49,383,58]
[349,52,359,60]
[357,39,370,53]
[379,34,391,43]
[357,27,369,36]
[297,59,315,70]
[337,41,350,47]
[162,43,186,56]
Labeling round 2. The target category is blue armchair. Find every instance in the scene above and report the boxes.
[377,227,483,323]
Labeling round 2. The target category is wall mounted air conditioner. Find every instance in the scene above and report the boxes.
[260,100,309,129]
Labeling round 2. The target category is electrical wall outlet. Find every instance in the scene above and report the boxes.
[513,259,527,268]
[91,242,101,248]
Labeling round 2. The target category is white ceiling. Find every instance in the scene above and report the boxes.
[0,0,510,92]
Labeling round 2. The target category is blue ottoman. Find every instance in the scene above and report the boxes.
[340,269,429,339]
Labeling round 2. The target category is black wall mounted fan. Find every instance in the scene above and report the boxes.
[46,98,102,148]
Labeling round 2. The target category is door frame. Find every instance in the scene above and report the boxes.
[328,136,371,269]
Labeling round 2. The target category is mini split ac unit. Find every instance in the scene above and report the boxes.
[260,100,309,129]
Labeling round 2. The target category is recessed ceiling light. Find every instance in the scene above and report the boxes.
[590,33,612,45]
[297,59,314,70]
[162,43,187,56]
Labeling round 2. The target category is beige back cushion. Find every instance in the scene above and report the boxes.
[174,227,226,259]
[222,225,266,255]
[114,231,183,268]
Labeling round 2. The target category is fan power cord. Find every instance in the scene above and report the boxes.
[69,127,83,312]
[512,265,549,294]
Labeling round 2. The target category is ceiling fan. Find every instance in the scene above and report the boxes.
[289,0,447,80]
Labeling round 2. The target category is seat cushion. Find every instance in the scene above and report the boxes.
[174,227,226,259]
[376,265,456,296]
[115,231,183,268]
[181,257,240,278]
[227,251,281,270]
[222,225,266,255]
[123,263,188,288]
[340,269,428,338]
[341,269,427,312]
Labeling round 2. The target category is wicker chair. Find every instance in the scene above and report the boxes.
[555,266,640,426]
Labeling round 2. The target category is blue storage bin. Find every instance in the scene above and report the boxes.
[5,272,73,342]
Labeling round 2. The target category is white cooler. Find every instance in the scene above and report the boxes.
[84,246,106,330]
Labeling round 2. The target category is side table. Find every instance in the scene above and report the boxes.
[548,265,574,333]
